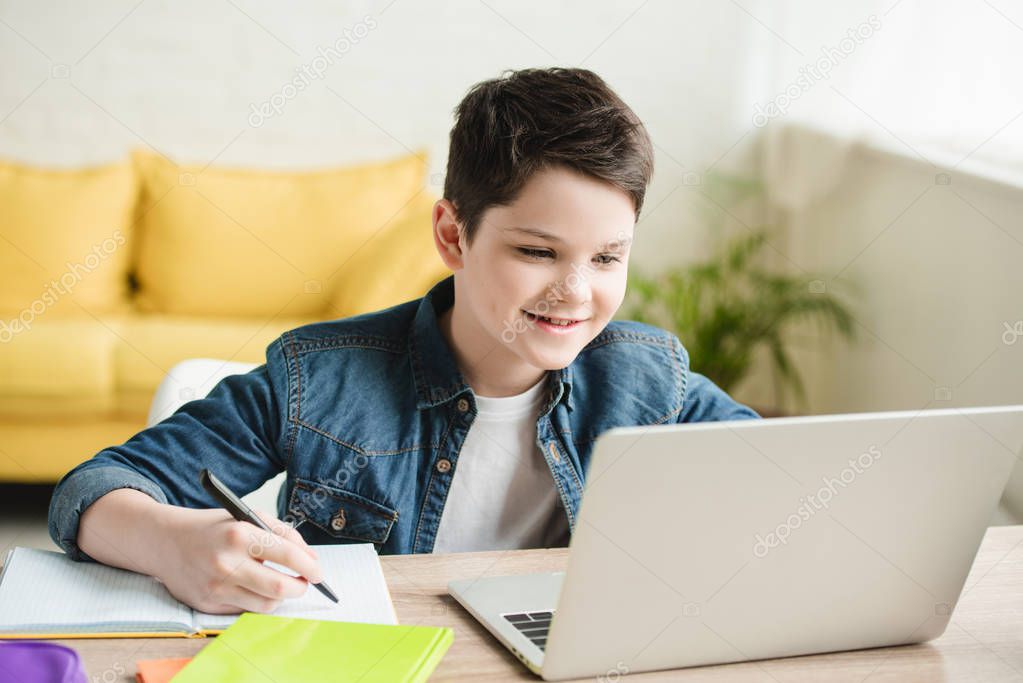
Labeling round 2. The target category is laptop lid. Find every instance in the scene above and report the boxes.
[540,405,1023,680]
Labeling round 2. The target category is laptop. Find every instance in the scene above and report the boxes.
[448,405,1023,680]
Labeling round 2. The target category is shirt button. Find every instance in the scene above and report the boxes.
[436,458,452,473]
[548,442,561,463]
[330,508,346,531]
[456,398,469,412]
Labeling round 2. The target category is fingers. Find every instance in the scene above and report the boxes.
[232,558,310,603]
[252,509,318,559]
[252,529,325,584]
[198,548,306,614]
[211,585,286,614]
[232,516,324,584]
[210,513,325,610]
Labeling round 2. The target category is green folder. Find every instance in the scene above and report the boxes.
[171,613,453,682]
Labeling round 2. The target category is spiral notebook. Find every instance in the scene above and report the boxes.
[0,544,397,639]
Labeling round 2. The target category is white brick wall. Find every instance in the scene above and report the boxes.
[0,0,765,273]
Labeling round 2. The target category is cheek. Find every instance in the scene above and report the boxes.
[489,259,545,300]
[595,274,628,318]
[478,265,530,323]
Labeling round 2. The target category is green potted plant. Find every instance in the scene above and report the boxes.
[618,174,856,414]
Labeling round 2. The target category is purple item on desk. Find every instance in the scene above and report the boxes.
[0,641,87,683]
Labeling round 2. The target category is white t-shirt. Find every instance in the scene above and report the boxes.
[432,376,571,553]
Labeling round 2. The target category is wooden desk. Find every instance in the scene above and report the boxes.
[54,525,1023,681]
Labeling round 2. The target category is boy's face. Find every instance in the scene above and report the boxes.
[435,165,635,388]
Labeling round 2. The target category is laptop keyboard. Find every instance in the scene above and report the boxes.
[503,610,555,651]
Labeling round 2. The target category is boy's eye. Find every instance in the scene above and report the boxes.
[517,247,554,259]
[517,247,623,265]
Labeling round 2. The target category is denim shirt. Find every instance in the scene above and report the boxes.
[49,275,759,561]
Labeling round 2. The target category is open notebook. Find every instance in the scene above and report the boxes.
[0,544,397,638]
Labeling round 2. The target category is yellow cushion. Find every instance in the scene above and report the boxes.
[0,315,121,417]
[132,149,428,317]
[326,193,450,317]
[112,313,316,414]
[0,158,135,316]
[0,417,146,483]
[0,311,312,418]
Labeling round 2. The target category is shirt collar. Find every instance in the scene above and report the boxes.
[407,274,573,413]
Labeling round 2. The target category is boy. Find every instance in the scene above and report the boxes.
[48,68,759,615]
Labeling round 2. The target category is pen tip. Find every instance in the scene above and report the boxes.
[316,582,339,603]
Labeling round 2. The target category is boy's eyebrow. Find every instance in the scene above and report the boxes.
[503,226,564,242]
[503,226,632,249]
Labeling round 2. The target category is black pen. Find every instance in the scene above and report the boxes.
[199,468,339,604]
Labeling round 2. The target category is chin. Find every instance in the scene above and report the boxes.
[517,346,581,372]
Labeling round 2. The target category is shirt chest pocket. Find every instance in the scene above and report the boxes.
[286,477,399,545]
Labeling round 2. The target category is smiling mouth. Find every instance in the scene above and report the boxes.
[522,310,589,326]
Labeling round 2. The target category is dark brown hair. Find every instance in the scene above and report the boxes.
[444,67,654,245]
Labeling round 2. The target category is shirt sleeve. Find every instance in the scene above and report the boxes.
[669,334,760,423]
[678,371,761,423]
[47,338,291,562]
[679,370,761,423]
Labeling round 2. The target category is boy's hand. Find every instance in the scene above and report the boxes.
[155,505,324,614]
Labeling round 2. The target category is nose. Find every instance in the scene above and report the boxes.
[550,266,592,312]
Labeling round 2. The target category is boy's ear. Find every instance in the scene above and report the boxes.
[432,198,466,270]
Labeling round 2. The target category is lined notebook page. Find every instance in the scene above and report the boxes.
[195,543,397,631]
[0,547,191,633]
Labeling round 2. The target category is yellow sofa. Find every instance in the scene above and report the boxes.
[0,150,450,483]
